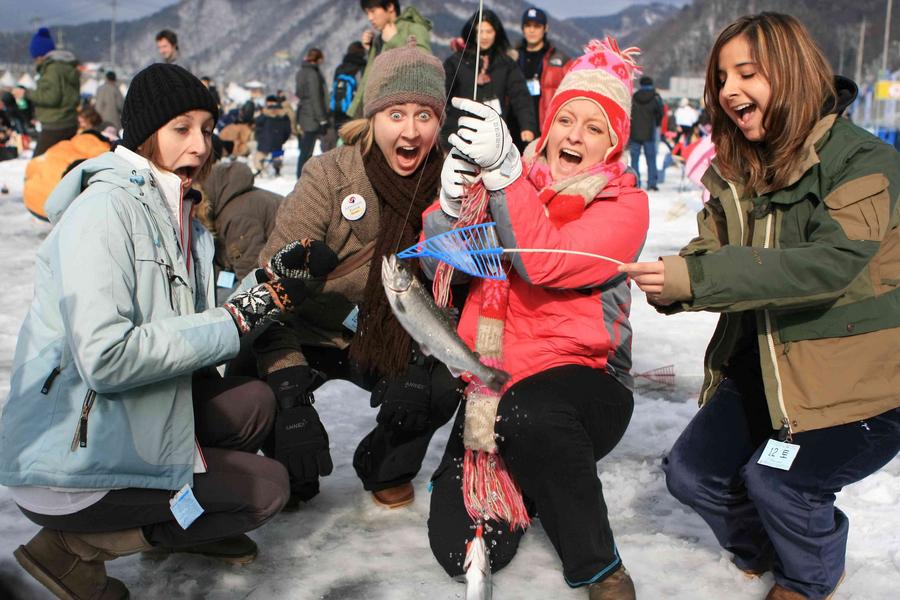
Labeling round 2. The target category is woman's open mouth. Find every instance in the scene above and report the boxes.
[559,148,583,168]
[394,146,421,170]
[734,102,757,126]
[174,166,196,188]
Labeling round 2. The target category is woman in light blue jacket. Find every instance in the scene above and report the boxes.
[0,64,317,600]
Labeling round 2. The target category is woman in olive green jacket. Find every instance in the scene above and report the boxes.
[622,13,900,600]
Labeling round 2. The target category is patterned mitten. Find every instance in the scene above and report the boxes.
[223,279,306,335]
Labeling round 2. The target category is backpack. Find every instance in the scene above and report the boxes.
[330,74,357,115]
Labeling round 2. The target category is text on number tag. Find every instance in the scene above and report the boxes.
[757,438,800,471]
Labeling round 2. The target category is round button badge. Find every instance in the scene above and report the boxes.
[341,194,367,221]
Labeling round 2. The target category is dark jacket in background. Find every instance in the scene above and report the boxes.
[441,49,536,146]
[630,86,664,143]
[254,106,291,153]
[296,62,328,134]
[201,161,283,279]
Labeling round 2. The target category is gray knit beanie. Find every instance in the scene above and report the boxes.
[363,38,445,120]
[122,63,219,151]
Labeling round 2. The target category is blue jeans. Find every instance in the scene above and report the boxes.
[663,378,900,599]
[629,138,658,188]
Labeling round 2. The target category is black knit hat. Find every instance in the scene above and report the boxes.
[121,63,219,151]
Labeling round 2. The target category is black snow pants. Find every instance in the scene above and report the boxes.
[428,364,634,587]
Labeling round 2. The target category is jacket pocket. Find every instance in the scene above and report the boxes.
[133,233,177,311]
[823,173,890,241]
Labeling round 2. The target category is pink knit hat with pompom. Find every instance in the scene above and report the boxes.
[535,37,641,162]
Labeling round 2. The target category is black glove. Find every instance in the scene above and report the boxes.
[224,279,306,335]
[370,357,432,433]
[267,365,324,409]
[267,366,333,500]
[267,239,339,280]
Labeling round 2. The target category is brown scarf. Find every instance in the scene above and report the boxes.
[349,143,442,377]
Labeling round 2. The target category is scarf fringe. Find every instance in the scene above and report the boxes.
[462,448,531,531]
[432,183,491,308]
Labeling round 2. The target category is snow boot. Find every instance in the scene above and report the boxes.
[765,572,845,600]
[372,482,414,509]
[587,565,636,600]
[143,533,258,565]
[14,527,151,600]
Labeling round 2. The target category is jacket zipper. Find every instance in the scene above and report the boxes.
[760,211,792,434]
[41,367,61,394]
[701,177,745,404]
[70,389,97,451]
[165,264,177,310]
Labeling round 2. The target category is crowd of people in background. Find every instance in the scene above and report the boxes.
[0,3,717,200]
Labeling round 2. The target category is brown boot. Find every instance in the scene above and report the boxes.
[587,565,636,600]
[765,572,845,600]
[143,533,258,565]
[14,527,151,600]
[372,482,414,509]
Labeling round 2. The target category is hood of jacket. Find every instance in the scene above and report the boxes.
[827,75,858,117]
[203,161,255,217]
[398,6,432,30]
[261,105,289,118]
[39,49,78,69]
[337,52,367,74]
[44,150,147,225]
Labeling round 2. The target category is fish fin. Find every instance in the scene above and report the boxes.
[448,366,465,379]
[394,298,406,314]
[485,368,511,392]
[420,343,433,357]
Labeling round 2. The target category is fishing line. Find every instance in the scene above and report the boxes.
[391,0,484,253]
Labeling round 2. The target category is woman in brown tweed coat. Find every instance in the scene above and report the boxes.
[241,40,464,509]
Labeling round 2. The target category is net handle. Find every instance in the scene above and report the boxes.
[501,248,625,266]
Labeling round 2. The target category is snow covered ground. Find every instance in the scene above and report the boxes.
[0,145,897,599]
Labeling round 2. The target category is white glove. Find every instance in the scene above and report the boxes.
[439,150,480,218]
[447,97,522,191]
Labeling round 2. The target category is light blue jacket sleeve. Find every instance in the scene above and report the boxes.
[54,190,240,394]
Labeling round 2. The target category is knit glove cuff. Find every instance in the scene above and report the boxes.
[267,239,339,280]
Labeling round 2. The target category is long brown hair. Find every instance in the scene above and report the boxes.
[704,13,835,194]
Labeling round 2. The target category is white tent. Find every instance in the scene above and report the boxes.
[225,81,251,105]
[244,80,265,89]
[17,73,35,89]
[0,71,17,88]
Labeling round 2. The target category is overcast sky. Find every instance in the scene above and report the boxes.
[1,0,690,32]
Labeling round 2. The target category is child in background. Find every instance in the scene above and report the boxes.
[254,95,292,176]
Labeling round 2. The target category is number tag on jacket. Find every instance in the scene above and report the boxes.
[170,484,204,529]
[216,271,236,288]
[342,305,359,332]
[757,439,800,471]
